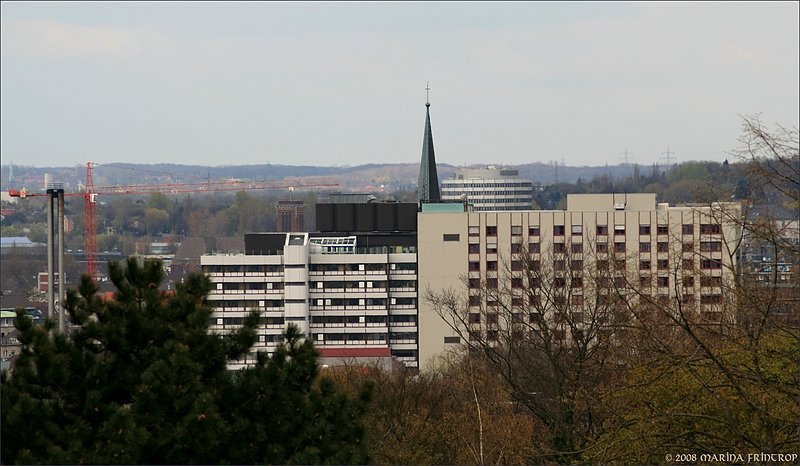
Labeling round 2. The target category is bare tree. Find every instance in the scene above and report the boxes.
[425,235,636,463]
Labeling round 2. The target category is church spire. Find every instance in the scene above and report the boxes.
[417,82,440,203]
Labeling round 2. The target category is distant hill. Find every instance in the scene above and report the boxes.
[0,161,682,194]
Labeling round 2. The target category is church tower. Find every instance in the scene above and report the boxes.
[416,83,441,203]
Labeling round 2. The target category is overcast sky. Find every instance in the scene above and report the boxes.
[1,1,798,168]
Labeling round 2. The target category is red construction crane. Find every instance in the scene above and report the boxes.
[8,161,339,281]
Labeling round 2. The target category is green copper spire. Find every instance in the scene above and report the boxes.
[417,82,441,203]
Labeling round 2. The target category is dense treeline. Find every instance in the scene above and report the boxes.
[1,190,319,256]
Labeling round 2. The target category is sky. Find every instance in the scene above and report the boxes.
[1,1,798,168]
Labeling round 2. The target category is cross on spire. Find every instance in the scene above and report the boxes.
[426,81,430,106]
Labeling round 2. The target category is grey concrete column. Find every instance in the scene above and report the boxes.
[46,190,54,321]
[58,191,65,333]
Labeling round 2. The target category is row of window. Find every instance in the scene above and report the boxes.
[470,240,723,255]
[470,224,722,237]
[470,271,723,291]
[468,257,723,273]
[310,315,390,325]
[216,282,285,291]
[312,297,417,307]
[212,317,286,327]
[310,314,416,323]
[309,263,417,273]
[442,182,532,188]
[204,265,283,274]
[310,332,417,342]
[466,289,725,309]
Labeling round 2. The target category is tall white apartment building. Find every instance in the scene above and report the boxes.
[417,193,742,369]
[201,203,420,370]
[441,167,534,211]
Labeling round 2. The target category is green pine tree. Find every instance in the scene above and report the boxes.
[1,258,372,465]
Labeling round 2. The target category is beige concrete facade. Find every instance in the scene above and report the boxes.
[418,194,742,370]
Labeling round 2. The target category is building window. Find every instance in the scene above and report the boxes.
[597,225,609,235]
[700,224,721,234]
[469,261,480,271]
[639,260,651,270]
[571,225,583,235]
[554,225,565,236]
[657,242,669,252]
[486,330,499,341]
[469,243,480,254]
[614,242,626,253]
[615,259,626,270]
[469,296,481,307]
[511,260,523,271]
[701,276,723,287]
[486,243,498,254]
[572,276,583,288]
[444,336,460,344]
[572,295,585,306]
[486,313,499,324]
[529,226,540,236]
[571,243,583,253]
[701,259,722,270]
[511,243,522,254]
[486,226,498,236]
[511,225,523,236]
[487,278,498,289]
[700,241,722,252]
[657,259,669,270]
[682,243,694,252]
[701,294,722,304]
[530,260,541,272]
[469,226,480,236]
[682,224,694,235]
[657,276,669,287]
[682,259,694,270]
[443,234,460,242]
[469,278,481,288]
[511,277,523,288]
[554,260,566,271]
[640,242,651,253]
[487,261,498,271]
[554,243,566,254]
[529,243,540,254]
[614,225,625,236]
[639,225,651,235]
[511,298,524,307]
[683,276,694,287]
[469,312,480,323]
[554,277,566,288]
[597,243,609,253]
[597,260,609,270]
[571,260,583,270]
[639,276,651,288]
[657,225,669,235]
